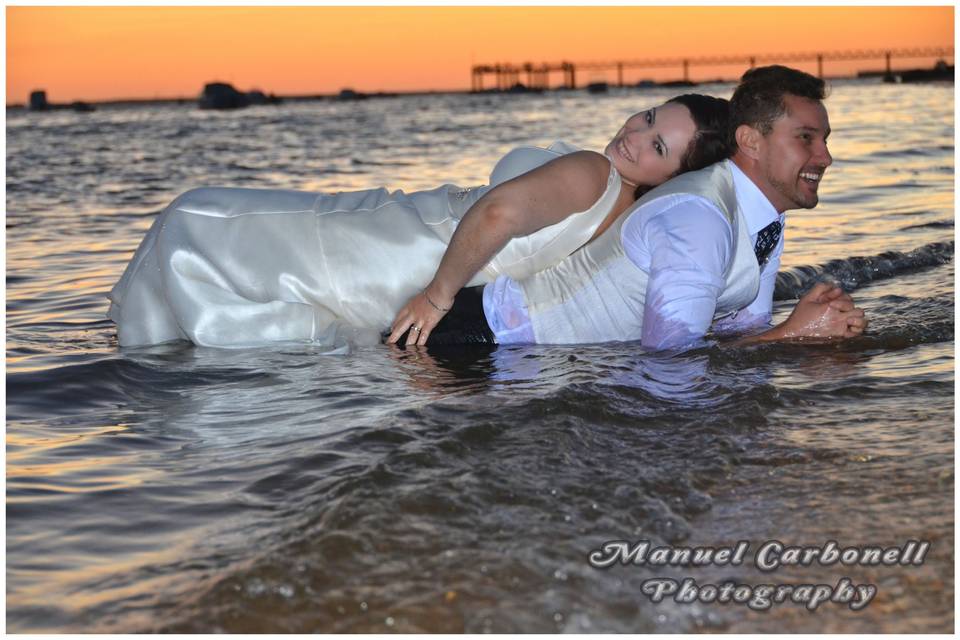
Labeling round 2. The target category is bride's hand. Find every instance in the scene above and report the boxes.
[387,287,454,346]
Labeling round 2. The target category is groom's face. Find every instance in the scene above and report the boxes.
[755,94,833,212]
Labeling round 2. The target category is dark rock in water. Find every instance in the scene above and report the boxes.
[337,88,368,101]
[199,82,249,110]
[587,82,609,94]
[636,79,656,88]
[659,80,697,88]
[71,101,95,113]
[29,90,48,111]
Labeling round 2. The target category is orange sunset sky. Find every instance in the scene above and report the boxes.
[6,5,955,104]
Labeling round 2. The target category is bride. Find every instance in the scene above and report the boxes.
[108,94,730,348]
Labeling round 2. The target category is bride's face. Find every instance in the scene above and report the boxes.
[604,102,696,188]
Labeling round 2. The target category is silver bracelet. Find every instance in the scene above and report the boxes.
[422,290,451,313]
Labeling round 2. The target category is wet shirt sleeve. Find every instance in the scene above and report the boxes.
[622,196,733,351]
[711,214,784,335]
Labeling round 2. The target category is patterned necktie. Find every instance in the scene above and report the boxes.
[754,220,782,265]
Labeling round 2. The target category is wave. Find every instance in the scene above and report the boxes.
[6,354,274,419]
[774,241,954,300]
[350,158,416,167]
[900,220,954,231]
[864,145,954,159]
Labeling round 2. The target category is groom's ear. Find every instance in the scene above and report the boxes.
[734,125,762,160]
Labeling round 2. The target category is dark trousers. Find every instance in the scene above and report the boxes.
[389,286,496,346]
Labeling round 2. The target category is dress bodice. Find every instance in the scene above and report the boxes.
[408,140,621,282]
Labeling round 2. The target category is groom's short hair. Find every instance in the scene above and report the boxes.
[729,65,828,147]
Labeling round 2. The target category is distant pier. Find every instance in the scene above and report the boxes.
[471,47,955,91]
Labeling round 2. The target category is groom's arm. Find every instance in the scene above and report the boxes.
[623,196,734,351]
[627,199,867,349]
[730,282,868,345]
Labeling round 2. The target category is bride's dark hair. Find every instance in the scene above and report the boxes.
[634,93,731,199]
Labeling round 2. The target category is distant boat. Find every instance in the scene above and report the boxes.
[29,90,48,111]
[506,83,541,94]
[27,90,94,113]
[337,88,368,101]
[888,60,954,84]
[198,82,249,110]
[587,81,609,94]
[246,90,282,105]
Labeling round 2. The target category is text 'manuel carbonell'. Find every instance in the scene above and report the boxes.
[588,539,930,570]
[587,539,930,611]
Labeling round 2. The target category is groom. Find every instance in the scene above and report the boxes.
[484,64,867,349]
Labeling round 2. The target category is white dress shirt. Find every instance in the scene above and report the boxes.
[483,161,785,348]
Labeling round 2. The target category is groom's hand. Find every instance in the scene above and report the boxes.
[781,282,868,339]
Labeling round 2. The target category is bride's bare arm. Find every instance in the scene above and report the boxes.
[387,150,611,345]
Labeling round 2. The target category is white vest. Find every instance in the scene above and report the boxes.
[518,160,761,344]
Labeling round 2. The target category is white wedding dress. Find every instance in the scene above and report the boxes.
[107,141,622,348]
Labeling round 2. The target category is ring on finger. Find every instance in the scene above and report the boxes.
[411,325,421,333]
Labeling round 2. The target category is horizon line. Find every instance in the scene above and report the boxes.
[11,67,954,109]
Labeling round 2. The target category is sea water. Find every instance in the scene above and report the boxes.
[5,80,954,632]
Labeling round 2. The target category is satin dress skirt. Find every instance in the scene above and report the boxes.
[108,185,465,347]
